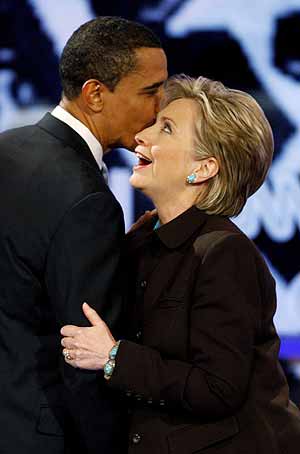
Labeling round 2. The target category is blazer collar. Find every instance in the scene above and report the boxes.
[155,205,209,249]
[127,205,210,252]
[37,113,100,171]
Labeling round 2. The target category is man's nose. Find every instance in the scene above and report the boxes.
[154,88,164,114]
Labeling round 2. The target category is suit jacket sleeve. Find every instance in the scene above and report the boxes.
[45,190,125,453]
[108,234,262,421]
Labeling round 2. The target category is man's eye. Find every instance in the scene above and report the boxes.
[148,91,158,97]
[145,89,158,96]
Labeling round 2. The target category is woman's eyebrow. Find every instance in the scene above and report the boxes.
[158,115,177,127]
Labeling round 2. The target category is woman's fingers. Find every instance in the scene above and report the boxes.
[60,304,103,340]
[63,349,78,368]
[63,348,75,360]
[128,210,156,232]
[60,314,115,371]
[62,346,104,370]
[63,347,86,362]
[61,336,77,349]
[82,302,103,326]
[60,325,81,337]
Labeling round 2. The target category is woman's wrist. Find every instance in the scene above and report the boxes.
[103,340,121,380]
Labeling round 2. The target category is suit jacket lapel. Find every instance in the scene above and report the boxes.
[37,113,100,172]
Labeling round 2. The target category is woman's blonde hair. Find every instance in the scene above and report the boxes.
[161,75,274,217]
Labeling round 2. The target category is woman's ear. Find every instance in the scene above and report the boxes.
[194,157,219,183]
[81,79,105,113]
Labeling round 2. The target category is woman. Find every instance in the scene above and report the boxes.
[61,75,300,453]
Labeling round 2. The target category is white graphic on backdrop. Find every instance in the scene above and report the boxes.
[29,0,94,55]
[272,268,300,336]
[0,0,94,132]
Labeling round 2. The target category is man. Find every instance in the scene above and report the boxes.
[0,16,167,454]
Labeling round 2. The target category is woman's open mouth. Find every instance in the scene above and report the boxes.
[134,151,152,169]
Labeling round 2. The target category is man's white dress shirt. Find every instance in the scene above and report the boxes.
[51,105,108,181]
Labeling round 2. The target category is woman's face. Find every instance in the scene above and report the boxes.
[130,98,199,202]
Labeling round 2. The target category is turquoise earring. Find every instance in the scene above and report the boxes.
[186,173,197,184]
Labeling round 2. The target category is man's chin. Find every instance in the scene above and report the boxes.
[128,141,138,152]
[111,136,135,151]
[120,138,136,152]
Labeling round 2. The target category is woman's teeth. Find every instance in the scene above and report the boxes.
[136,152,152,166]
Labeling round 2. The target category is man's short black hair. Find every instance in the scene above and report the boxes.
[59,16,162,99]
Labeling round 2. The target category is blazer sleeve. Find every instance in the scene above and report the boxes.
[108,234,262,421]
[45,191,125,453]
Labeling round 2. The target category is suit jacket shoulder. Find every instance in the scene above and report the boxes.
[0,114,120,242]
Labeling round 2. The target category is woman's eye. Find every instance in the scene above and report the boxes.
[162,121,172,134]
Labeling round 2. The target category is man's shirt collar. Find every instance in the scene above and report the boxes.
[51,105,104,171]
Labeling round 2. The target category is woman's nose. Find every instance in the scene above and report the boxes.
[135,132,146,145]
[135,128,151,146]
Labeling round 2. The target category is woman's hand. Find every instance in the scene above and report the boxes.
[60,303,116,370]
[128,209,157,232]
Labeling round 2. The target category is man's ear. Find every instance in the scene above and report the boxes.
[194,157,219,183]
[81,79,106,113]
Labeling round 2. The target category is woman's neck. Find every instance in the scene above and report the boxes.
[154,197,194,224]
[149,185,206,225]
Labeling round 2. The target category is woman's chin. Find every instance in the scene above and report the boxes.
[129,175,151,196]
[130,173,143,187]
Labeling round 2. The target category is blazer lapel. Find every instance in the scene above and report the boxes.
[142,207,208,310]
[143,249,187,314]
[126,208,211,313]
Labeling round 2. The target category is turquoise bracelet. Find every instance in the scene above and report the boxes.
[104,340,121,380]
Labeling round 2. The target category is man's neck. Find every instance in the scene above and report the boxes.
[59,98,108,151]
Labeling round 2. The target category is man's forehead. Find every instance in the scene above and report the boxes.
[117,47,167,90]
[135,46,167,63]
[134,47,168,76]
[121,71,166,92]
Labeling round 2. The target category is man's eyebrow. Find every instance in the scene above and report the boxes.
[141,81,165,91]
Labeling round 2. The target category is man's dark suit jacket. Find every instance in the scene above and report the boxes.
[108,206,300,453]
[0,114,126,453]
